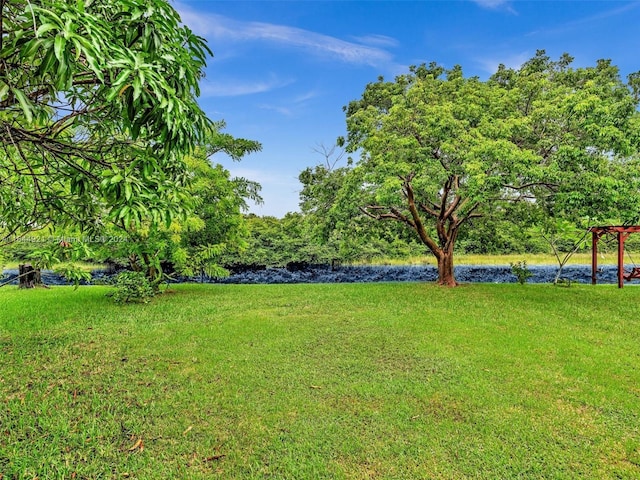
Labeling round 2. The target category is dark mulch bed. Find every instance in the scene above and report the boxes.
[2,264,635,286]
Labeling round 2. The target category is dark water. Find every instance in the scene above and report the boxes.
[1,264,636,286]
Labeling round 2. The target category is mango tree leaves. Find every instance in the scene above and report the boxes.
[94,126,263,284]
[0,0,212,244]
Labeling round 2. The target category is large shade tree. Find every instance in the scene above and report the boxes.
[339,51,640,286]
[0,0,212,245]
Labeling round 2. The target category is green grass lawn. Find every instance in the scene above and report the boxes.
[1,283,639,479]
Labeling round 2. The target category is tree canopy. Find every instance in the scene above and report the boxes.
[0,0,213,245]
[338,51,640,285]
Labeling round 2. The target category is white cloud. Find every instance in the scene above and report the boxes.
[199,75,294,97]
[258,104,293,117]
[294,90,320,104]
[471,0,517,14]
[526,2,640,37]
[351,34,400,48]
[258,90,321,117]
[176,4,395,68]
[472,0,508,8]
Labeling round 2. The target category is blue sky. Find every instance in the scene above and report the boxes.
[176,0,640,217]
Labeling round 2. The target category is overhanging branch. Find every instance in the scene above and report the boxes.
[504,181,559,191]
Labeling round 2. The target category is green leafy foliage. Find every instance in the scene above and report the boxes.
[95,127,262,283]
[180,137,262,255]
[294,144,427,266]
[52,264,92,290]
[174,244,228,281]
[1,0,213,243]
[221,214,312,267]
[107,270,155,303]
[510,261,533,285]
[219,212,424,267]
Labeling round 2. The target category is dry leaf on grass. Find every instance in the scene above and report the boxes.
[128,437,144,452]
[205,454,226,462]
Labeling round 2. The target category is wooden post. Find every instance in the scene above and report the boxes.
[617,232,625,289]
[591,230,598,285]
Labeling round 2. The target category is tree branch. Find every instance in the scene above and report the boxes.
[360,205,416,228]
[457,202,481,227]
[504,181,559,191]
[419,203,439,218]
[403,176,441,256]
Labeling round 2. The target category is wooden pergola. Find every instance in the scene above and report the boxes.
[590,226,640,288]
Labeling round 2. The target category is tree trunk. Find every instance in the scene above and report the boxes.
[436,251,457,286]
[364,173,472,287]
[18,264,42,288]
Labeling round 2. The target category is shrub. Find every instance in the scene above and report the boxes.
[108,271,155,303]
[510,261,533,285]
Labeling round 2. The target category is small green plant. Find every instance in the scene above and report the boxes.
[510,260,533,285]
[107,271,155,303]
